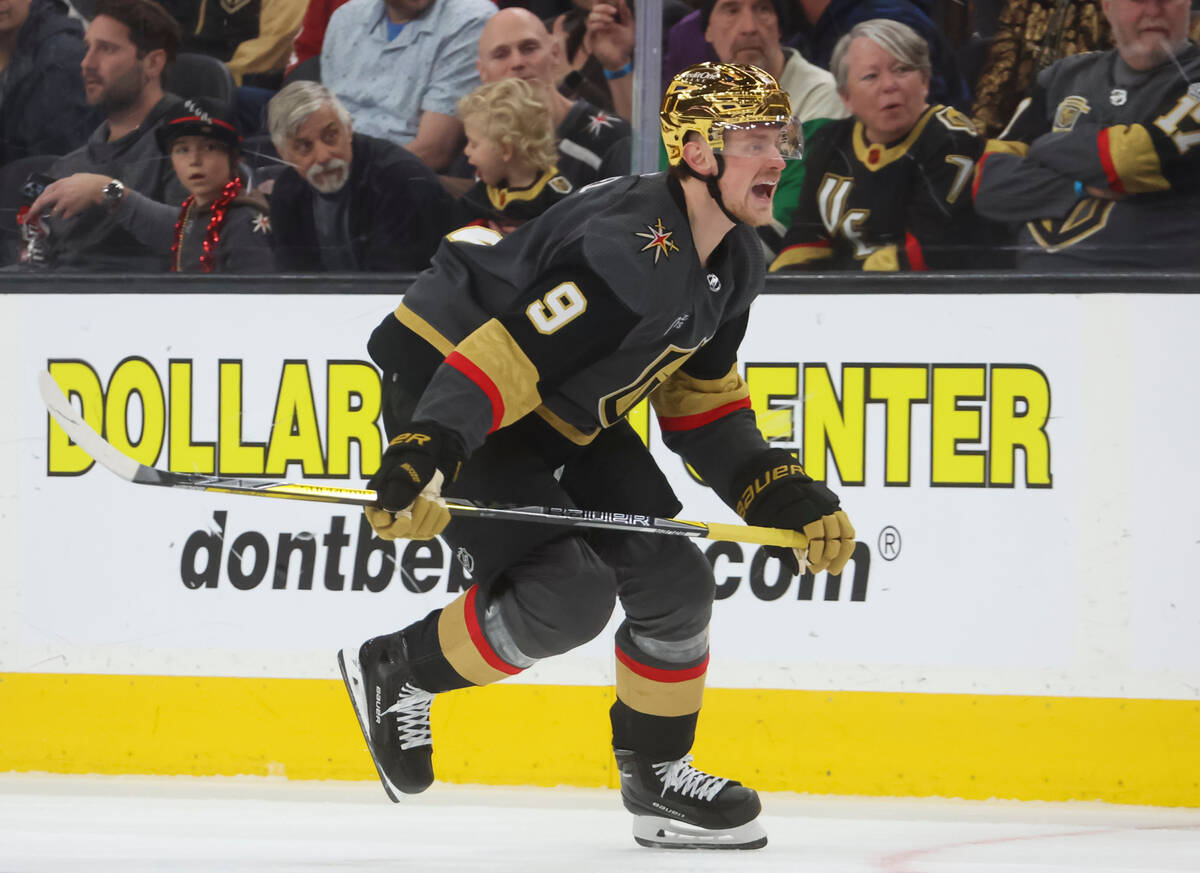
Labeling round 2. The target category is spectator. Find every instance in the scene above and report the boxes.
[286,0,352,76]
[477,6,631,187]
[770,19,984,271]
[549,0,692,112]
[26,0,186,271]
[972,0,1200,270]
[971,0,1112,138]
[791,0,970,109]
[267,80,456,271]
[160,0,307,88]
[107,97,273,271]
[320,0,495,172]
[0,0,91,165]
[456,77,574,235]
[701,0,847,233]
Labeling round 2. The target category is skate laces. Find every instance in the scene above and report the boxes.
[380,682,433,750]
[653,754,728,802]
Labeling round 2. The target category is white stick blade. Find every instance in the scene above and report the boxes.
[37,369,141,482]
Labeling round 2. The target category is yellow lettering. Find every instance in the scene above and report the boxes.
[931,366,985,485]
[746,364,798,441]
[328,362,383,477]
[46,361,103,474]
[169,360,214,474]
[265,362,325,476]
[868,366,928,485]
[627,398,650,446]
[219,361,264,475]
[105,357,164,465]
[802,365,865,484]
[989,366,1052,486]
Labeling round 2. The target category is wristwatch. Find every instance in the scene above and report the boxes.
[103,178,126,209]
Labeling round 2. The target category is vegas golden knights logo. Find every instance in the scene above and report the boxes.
[1027,198,1115,252]
[816,174,874,259]
[1052,96,1091,133]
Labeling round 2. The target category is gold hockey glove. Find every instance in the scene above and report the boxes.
[733,449,856,575]
[365,423,464,541]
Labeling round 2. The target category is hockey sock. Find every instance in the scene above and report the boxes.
[610,699,699,761]
[387,611,472,694]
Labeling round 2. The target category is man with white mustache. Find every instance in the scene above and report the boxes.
[974,0,1200,269]
[267,80,456,272]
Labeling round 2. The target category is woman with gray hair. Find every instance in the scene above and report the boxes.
[770,19,989,271]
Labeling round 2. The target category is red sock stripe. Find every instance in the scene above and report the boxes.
[657,396,751,432]
[615,646,709,683]
[1097,128,1125,195]
[904,232,928,271]
[462,587,521,675]
[445,351,504,432]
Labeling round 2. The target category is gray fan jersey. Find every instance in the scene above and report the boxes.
[974,42,1200,270]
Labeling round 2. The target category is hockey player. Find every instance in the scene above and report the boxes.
[972,0,1200,269]
[770,19,986,271]
[340,62,856,850]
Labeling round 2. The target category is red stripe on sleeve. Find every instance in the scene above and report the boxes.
[445,351,504,432]
[904,233,928,271]
[463,587,521,675]
[971,152,991,200]
[657,396,752,432]
[1097,128,1125,195]
[615,646,709,683]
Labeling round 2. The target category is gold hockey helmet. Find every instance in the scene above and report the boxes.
[661,62,800,166]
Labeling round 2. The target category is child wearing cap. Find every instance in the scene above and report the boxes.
[112,97,273,272]
[455,78,575,236]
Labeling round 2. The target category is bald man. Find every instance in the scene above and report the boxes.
[476,6,631,187]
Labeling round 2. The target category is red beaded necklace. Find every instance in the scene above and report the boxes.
[171,177,243,273]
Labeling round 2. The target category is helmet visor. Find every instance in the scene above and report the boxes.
[716,117,804,161]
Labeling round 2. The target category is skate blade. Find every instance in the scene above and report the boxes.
[631,815,767,850]
[337,646,403,803]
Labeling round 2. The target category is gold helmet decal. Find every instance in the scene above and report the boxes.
[661,62,795,165]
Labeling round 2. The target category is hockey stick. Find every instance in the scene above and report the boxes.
[37,370,806,549]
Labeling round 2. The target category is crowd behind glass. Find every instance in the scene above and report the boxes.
[3,0,1198,275]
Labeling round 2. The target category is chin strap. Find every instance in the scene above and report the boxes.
[682,153,741,226]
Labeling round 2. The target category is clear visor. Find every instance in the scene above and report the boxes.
[716,118,804,161]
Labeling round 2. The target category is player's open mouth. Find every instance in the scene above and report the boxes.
[751,181,776,201]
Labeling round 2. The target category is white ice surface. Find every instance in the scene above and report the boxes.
[1,774,1199,873]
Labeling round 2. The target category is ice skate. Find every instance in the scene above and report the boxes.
[614,749,767,849]
[338,634,434,801]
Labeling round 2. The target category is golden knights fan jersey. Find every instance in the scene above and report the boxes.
[457,166,575,233]
[769,104,984,272]
[973,43,1200,270]
[368,173,772,498]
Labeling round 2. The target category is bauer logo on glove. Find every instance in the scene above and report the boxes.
[365,422,466,541]
[731,449,856,576]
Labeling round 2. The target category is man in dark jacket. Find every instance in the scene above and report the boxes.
[267,80,455,272]
[0,0,92,164]
[26,0,188,271]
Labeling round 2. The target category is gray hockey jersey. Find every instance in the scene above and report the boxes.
[368,172,773,503]
[973,42,1200,270]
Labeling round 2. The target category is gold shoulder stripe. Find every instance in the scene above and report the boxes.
[982,138,1030,158]
[393,303,455,355]
[769,242,832,271]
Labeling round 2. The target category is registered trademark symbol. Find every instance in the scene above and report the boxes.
[878,526,901,561]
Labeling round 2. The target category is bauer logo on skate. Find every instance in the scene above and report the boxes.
[44,358,1053,489]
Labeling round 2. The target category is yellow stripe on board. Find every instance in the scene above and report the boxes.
[2,673,1198,806]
